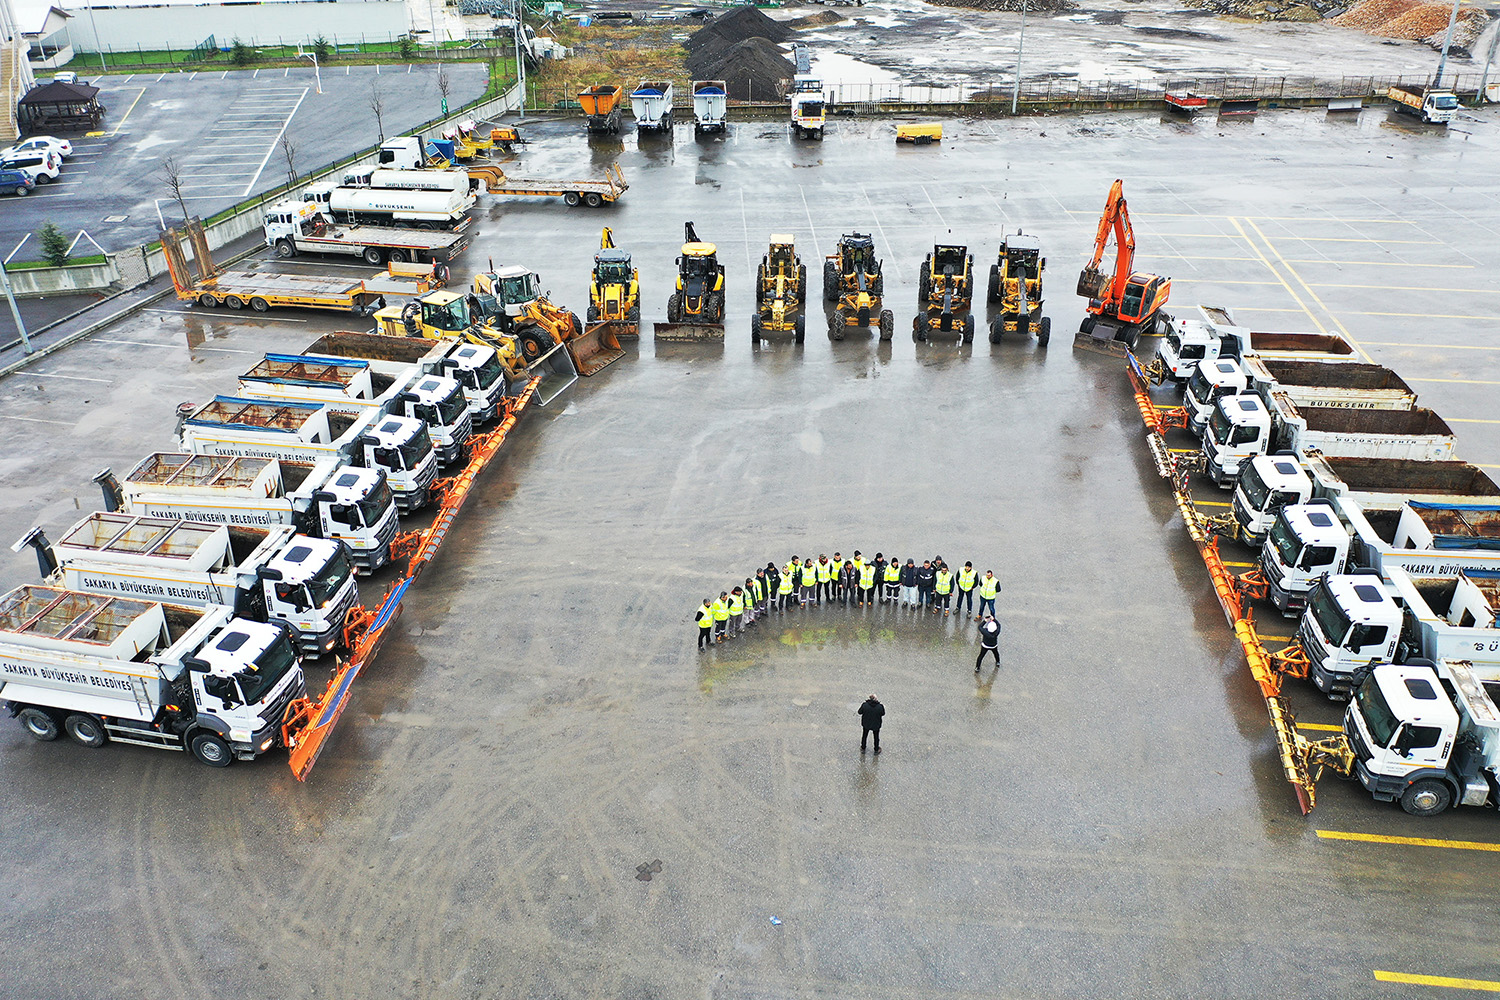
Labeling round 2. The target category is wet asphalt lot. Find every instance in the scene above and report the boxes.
[1,106,1499,999]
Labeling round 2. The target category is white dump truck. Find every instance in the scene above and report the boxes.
[235,353,473,469]
[1345,659,1500,817]
[790,75,826,140]
[304,332,509,425]
[1257,497,1500,615]
[1202,392,1456,487]
[692,80,727,134]
[630,80,674,132]
[99,454,398,574]
[0,586,304,767]
[1155,305,1358,384]
[1228,454,1500,547]
[14,512,358,657]
[264,199,470,266]
[1183,358,1249,436]
[1387,85,1459,125]
[300,181,474,231]
[177,396,438,514]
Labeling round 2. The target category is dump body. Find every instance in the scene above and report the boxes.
[303,332,508,424]
[1387,86,1458,124]
[1244,357,1417,410]
[631,81,674,131]
[580,83,623,133]
[110,454,397,574]
[692,80,727,133]
[46,513,357,656]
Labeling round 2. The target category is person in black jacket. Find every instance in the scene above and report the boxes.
[915,560,936,608]
[900,559,918,607]
[976,615,1001,671]
[872,553,887,604]
[857,694,885,753]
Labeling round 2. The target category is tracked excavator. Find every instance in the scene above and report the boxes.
[1074,178,1171,357]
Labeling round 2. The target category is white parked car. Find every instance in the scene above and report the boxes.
[4,136,73,158]
[0,150,62,185]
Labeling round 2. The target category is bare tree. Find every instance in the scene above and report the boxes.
[437,65,451,112]
[160,156,191,225]
[280,133,299,187]
[369,81,387,141]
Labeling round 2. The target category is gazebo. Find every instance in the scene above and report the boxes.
[17,80,106,133]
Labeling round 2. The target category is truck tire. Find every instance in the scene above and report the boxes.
[756,264,767,304]
[987,264,1000,304]
[189,731,233,767]
[17,707,60,741]
[961,313,975,343]
[1400,778,1452,817]
[362,246,383,265]
[667,293,682,323]
[794,313,805,344]
[224,295,245,310]
[275,238,296,259]
[388,248,410,264]
[587,305,600,324]
[197,293,218,307]
[434,263,449,284]
[830,308,847,340]
[796,264,807,301]
[627,305,640,327]
[250,297,269,312]
[64,713,107,748]
[585,192,603,208]
[517,328,551,362]
[1038,316,1051,347]
[750,314,763,341]
[564,191,581,207]
[990,317,1003,344]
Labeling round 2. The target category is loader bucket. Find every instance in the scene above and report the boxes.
[526,338,580,405]
[569,322,627,376]
[654,322,726,341]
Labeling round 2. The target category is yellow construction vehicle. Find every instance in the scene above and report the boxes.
[823,232,893,341]
[914,243,975,343]
[752,235,806,343]
[588,227,640,338]
[656,221,725,340]
[472,265,626,376]
[986,231,1050,347]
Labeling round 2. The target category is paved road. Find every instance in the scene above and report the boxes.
[0,105,1497,999]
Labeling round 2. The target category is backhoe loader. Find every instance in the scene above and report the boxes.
[752,235,806,343]
[589,227,640,338]
[1075,178,1171,356]
[656,221,725,340]
[987,231,1049,347]
[823,233,893,341]
[914,244,974,342]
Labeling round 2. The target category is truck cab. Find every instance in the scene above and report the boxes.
[263,201,326,252]
[1299,574,1403,697]
[397,373,472,468]
[790,77,826,140]
[362,415,438,512]
[1184,359,1247,436]
[310,465,398,570]
[1260,500,1350,614]
[1156,317,1223,384]
[1346,660,1499,816]
[436,342,507,423]
[1203,394,1271,487]
[186,619,306,762]
[1231,454,1312,546]
[257,538,358,655]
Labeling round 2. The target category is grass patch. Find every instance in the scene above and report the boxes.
[7,254,108,270]
[64,42,507,72]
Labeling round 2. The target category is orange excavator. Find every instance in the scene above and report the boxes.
[1074,179,1171,357]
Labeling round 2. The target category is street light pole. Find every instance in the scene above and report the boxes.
[1011,0,1027,115]
[0,263,33,355]
[1477,22,1500,106]
[1432,0,1462,88]
[85,0,106,72]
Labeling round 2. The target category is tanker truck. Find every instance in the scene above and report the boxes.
[301,180,474,230]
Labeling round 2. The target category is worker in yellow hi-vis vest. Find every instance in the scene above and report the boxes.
[977,570,1001,620]
[712,592,730,642]
[696,598,715,650]
[955,562,978,620]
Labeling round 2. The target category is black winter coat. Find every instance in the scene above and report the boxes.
[857,699,885,729]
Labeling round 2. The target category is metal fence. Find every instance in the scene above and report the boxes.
[70,38,510,71]
[527,72,1491,113]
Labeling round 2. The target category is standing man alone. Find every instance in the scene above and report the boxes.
[975,615,1001,671]
[858,694,885,753]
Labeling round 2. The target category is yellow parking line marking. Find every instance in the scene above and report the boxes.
[1347,312,1500,320]
[1231,217,1327,334]
[1061,212,1416,224]
[1448,418,1500,424]
[1282,260,1473,269]
[1319,830,1500,852]
[1152,254,1260,262]
[1246,219,1371,361]
[1224,307,1307,313]
[1172,279,1286,285]
[106,87,148,137]
[1409,378,1500,386]
[1312,284,1500,294]
[1298,722,1341,731]
[1266,236,1443,244]
[1374,971,1500,992]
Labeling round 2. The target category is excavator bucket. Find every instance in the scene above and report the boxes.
[1073,317,1139,358]
[1076,266,1109,299]
[570,322,627,375]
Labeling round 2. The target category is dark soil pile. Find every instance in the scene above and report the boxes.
[925,0,1077,11]
[685,6,792,54]
[685,37,796,101]
[784,10,846,28]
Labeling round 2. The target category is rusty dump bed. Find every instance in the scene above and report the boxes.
[305,332,432,365]
[1412,576,1500,614]
[1247,331,1356,355]
[128,453,270,489]
[1413,506,1500,538]
[1298,404,1453,436]
[1261,360,1412,392]
[1324,457,1500,496]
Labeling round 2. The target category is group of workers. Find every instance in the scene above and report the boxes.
[695,550,1002,649]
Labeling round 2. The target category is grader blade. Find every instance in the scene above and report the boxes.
[654,322,725,341]
[569,322,627,376]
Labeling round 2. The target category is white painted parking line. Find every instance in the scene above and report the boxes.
[9,415,74,426]
[241,87,309,196]
[27,372,113,383]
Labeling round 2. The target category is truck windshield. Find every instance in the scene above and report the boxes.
[1186,366,1212,404]
[1308,584,1352,649]
[239,634,298,705]
[398,425,434,469]
[1208,406,1234,446]
[309,546,354,608]
[1268,517,1301,568]
[1239,462,1271,510]
[356,476,394,525]
[469,353,504,390]
[1353,674,1399,748]
[498,274,535,305]
[425,298,470,332]
[1433,95,1458,109]
[436,389,466,426]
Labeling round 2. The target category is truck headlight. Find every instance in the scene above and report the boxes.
[230,729,251,743]
[259,737,275,751]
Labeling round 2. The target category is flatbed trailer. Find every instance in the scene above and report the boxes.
[481,163,629,208]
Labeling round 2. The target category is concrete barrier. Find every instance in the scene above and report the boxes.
[5,258,121,297]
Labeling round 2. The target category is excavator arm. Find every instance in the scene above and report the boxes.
[684,221,701,245]
[1077,179,1136,309]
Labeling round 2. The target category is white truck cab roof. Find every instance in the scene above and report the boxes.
[194,620,285,678]
[1283,503,1346,551]
[1326,574,1400,625]
[368,415,423,447]
[1375,664,1459,731]
[263,537,340,586]
[322,467,381,506]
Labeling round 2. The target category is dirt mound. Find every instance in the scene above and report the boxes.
[685,36,795,101]
[925,0,1077,11]
[1334,0,1489,47]
[784,10,846,28]
[685,6,792,52]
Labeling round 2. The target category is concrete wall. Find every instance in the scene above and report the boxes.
[63,0,406,51]
[6,257,119,296]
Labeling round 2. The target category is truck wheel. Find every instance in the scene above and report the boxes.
[794,313,805,344]
[64,713,107,748]
[627,305,640,327]
[1038,316,1051,347]
[189,731,233,768]
[584,192,603,208]
[362,246,383,265]
[987,264,1000,304]
[1400,778,1452,817]
[830,308,847,340]
[224,295,245,310]
[587,305,600,324]
[388,249,410,264]
[275,238,296,259]
[796,264,807,300]
[750,314,763,341]
[17,707,60,741]
[756,264,767,304]
[197,293,218,308]
[823,261,839,302]
[667,293,682,323]
[990,317,1003,344]
[564,191,581,207]
[517,329,551,362]
[249,297,269,313]
[961,313,975,343]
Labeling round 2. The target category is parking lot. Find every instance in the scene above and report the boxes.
[1,64,488,255]
[1,106,1498,999]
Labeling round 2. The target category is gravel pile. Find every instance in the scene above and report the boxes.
[925,0,1078,11]
[784,10,847,28]
[1334,0,1490,48]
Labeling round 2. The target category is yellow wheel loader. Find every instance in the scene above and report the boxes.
[752,235,806,343]
[588,227,640,338]
[472,265,625,376]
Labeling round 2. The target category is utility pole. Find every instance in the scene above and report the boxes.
[0,263,33,355]
[85,0,107,72]
[1432,0,1462,88]
[513,0,527,112]
[1477,22,1500,106]
[1011,0,1027,115]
